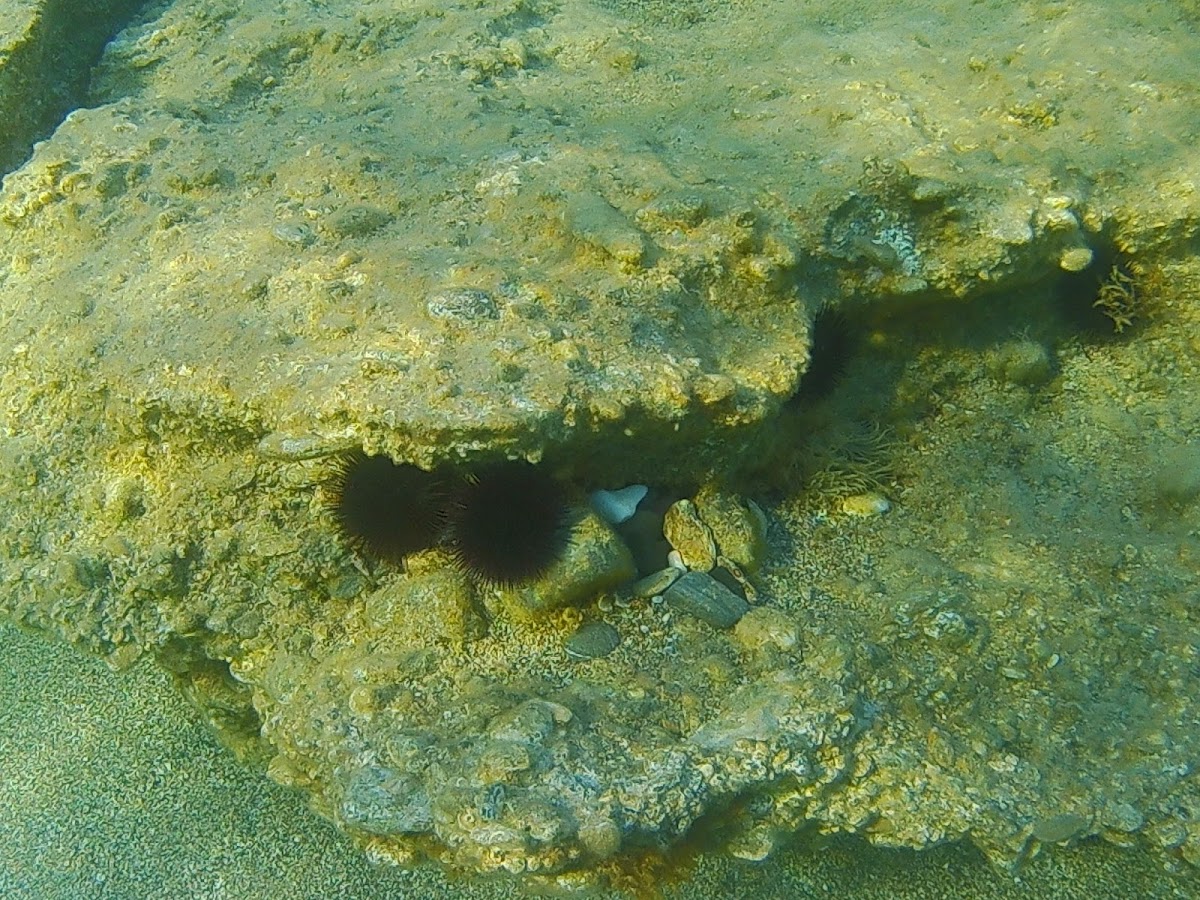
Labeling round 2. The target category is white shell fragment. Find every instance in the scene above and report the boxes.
[589,484,649,525]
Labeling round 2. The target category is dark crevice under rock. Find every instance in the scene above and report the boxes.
[0,0,161,176]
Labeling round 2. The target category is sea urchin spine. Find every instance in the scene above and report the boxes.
[790,306,856,404]
[325,450,448,566]
[445,461,572,587]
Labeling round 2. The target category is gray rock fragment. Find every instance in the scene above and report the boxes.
[339,766,433,835]
[565,621,621,661]
[663,571,749,628]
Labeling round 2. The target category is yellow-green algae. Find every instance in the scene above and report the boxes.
[1,0,1199,892]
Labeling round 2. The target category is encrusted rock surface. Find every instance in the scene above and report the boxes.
[0,0,148,173]
[2,0,1200,890]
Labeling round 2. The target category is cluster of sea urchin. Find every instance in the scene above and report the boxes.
[325,453,572,586]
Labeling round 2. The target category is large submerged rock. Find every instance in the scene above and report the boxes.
[2,0,1199,887]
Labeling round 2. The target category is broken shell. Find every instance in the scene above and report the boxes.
[663,571,749,629]
[565,621,621,660]
[662,499,717,571]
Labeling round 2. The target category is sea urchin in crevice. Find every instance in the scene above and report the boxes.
[325,450,448,566]
[445,461,572,587]
[788,306,857,406]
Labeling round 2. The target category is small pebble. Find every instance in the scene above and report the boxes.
[1059,246,1093,272]
[840,492,891,517]
[565,621,621,661]
[733,606,801,653]
[629,567,682,598]
[663,499,718,571]
[272,222,315,247]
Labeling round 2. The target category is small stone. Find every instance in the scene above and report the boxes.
[100,475,144,524]
[366,567,486,649]
[663,571,749,629]
[325,205,393,239]
[1059,245,1094,272]
[348,685,378,716]
[255,431,331,459]
[564,192,646,266]
[840,492,891,517]
[988,339,1053,387]
[1182,824,1200,867]
[339,766,433,835]
[663,499,718,571]
[1101,800,1144,834]
[693,374,736,405]
[578,815,622,858]
[727,826,776,862]
[1153,444,1200,506]
[476,740,533,781]
[272,222,315,247]
[693,486,769,573]
[565,621,621,661]
[635,195,708,231]
[1032,812,1089,844]
[689,676,802,749]
[628,566,682,599]
[501,511,636,621]
[487,700,556,744]
[1151,820,1188,850]
[733,606,800,653]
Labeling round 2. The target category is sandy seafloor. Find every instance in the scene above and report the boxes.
[0,619,1191,899]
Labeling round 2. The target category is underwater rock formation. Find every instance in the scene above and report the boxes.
[2,0,1200,889]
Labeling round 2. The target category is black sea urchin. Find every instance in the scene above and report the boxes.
[326,450,447,565]
[446,461,572,586]
[789,307,856,405]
